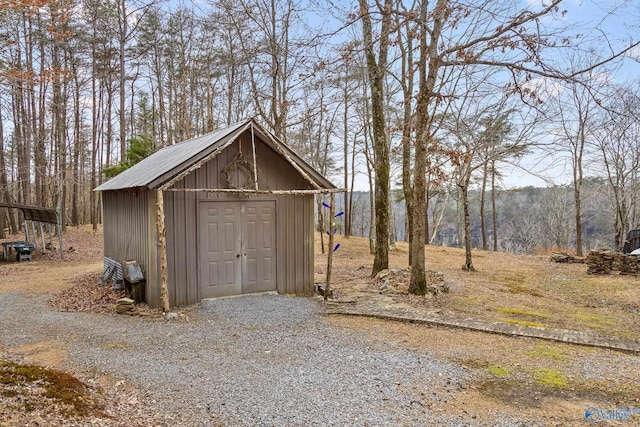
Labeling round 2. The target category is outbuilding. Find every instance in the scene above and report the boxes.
[95,118,337,308]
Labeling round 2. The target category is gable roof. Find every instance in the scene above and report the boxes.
[94,118,335,192]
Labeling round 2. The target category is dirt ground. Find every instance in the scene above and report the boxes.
[1,226,640,425]
[317,233,640,425]
[315,233,640,341]
[0,224,103,294]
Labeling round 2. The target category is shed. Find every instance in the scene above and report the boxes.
[95,118,337,309]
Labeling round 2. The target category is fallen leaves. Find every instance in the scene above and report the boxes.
[48,272,125,313]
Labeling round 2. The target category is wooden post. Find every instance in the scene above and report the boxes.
[250,122,259,190]
[56,214,64,259]
[156,190,170,312]
[325,193,335,301]
[31,221,37,248]
[47,223,54,256]
[39,222,45,254]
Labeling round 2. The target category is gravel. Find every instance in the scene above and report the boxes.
[0,291,543,426]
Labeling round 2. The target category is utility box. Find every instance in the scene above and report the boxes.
[121,260,145,303]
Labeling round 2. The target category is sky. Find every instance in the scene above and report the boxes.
[500,0,640,189]
[310,0,640,191]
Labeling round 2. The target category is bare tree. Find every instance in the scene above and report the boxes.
[593,87,640,250]
[547,61,609,256]
[358,0,392,274]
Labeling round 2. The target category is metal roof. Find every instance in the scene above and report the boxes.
[0,203,58,224]
[95,118,335,192]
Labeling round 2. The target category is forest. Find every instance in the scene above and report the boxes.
[1,0,639,293]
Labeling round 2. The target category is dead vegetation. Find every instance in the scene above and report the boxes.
[315,233,640,341]
[1,226,640,425]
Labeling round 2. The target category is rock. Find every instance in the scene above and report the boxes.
[375,269,390,280]
[550,252,576,263]
[586,249,618,274]
[115,297,134,314]
[116,304,133,314]
[428,283,450,295]
[379,283,399,294]
[165,312,180,320]
[585,249,640,275]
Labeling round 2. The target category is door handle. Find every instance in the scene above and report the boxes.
[236,254,240,258]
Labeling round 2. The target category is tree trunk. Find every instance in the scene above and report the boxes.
[118,0,127,163]
[343,77,351,238]
[491,160,498,252]
[359,0,392,276]
[480,161,488,250]
[461,177,475,271]
[398,12,414,264]
[71,55,82,226]
[574,125,585,256]
[574,182,583,256]
[409,0,445,295]
[0,94,18,234]
[325,193,335,300]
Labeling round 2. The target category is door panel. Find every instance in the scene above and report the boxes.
[243,201,276,294]
[199,204,242,298]
[199,201,276,298]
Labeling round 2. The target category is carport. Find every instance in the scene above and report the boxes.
[0,203,63,260]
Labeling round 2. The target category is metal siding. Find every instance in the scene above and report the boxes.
[101,189,150,289]
[255,137,310,191]
[304,195,314,294]
[104,129,317,307]
[147,191,159,307]
[184,173,197,303]
[164,191,175,306]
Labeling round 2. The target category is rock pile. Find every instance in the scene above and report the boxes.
[615,253,640,275]
[550,252,584,263]
[116,297,134,314]
[585,249,640,275]
[374,268,449,295]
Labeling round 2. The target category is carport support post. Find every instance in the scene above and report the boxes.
[56,216,63,259]
[325,193,335,301]
[39,222,45,253]
[156,190,170,312]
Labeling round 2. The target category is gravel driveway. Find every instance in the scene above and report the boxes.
[0,292,536,426]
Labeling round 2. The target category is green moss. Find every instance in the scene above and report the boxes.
[497,275,543,297]
[495,307,549,318]
[496,307,549,327]
[524,345,569,361]
[570,313,616,330]
[105,342,129,349]
[533,368,568,388]
[488,365,511,377]
[0,359,105,417]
